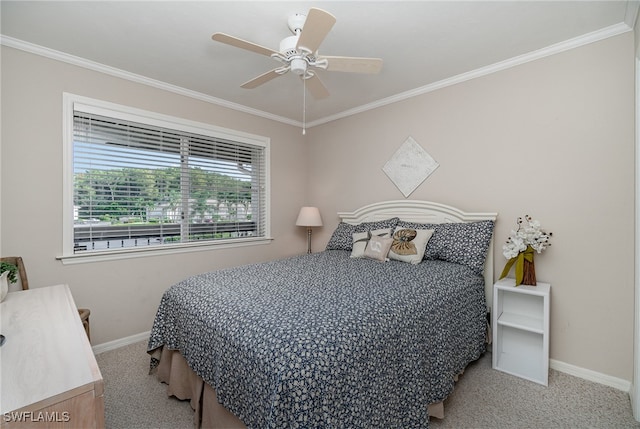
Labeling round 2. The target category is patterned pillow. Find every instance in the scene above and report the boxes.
[388,227,435,265]
[363,235,394,262]
[350,228,393,258]
[396,220,438,230]
[325,218,399,251]
[423,220,495,275]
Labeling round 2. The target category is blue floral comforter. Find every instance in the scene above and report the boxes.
[148,250,487,428]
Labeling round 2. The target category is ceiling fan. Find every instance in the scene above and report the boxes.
[211,8,383,100]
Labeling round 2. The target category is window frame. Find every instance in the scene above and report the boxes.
[60,93,271,264]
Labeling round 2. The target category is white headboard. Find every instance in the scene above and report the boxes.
[337,200,498,310]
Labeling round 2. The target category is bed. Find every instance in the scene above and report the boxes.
[148,200,497,428]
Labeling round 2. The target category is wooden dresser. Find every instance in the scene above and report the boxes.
[0,285,104,428]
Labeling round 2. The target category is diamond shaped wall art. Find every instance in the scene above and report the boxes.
[383,136,439,198]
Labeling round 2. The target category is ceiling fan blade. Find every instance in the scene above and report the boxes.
[296,8,336,54]
[241,69,283,89]
[321,56,383,74]
[304,74,330,99]
[212,33,278,57]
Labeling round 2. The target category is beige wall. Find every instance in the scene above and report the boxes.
[1,31,636,382]
[306,33,636,381]
[636,9,640,57]
[0,46,309,345]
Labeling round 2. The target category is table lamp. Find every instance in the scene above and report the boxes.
[296,207,323,254]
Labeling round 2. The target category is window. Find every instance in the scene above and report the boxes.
[62,94,270,261]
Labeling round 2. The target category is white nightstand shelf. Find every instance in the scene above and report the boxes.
[492,277,550,386]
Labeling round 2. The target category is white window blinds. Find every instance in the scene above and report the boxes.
[72,110,267,253]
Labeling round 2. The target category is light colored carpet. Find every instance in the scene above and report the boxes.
[96,340,194,429]
[429,353,640,429]
[96,341,640,428]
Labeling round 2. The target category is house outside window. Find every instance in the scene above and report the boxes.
[61,94,270,262]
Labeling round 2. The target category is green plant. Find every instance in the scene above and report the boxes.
[0,262,18,284]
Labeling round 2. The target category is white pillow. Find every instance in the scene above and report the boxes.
[388,227,435,264]
[363,235,394,262]
[350,228,392,258]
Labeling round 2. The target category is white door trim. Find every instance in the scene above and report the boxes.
[633,55,640,422]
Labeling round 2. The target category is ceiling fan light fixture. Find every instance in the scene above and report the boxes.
[278,34,308,75]
[290,58,307,76]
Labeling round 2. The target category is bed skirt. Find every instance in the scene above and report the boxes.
[150,347,446,428]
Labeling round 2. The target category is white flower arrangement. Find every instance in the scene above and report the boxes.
[500,215,552,286]
[503,215,552,259]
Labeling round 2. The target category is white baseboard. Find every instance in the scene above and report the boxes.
[92,331,150,355]
[550,358,632,393]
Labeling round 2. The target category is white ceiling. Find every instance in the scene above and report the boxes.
[1,1,637,127]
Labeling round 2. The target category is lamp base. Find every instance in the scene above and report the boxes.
[306,228,312,254]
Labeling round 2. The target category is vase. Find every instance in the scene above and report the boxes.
[499,245,538,286]
[522,252,537,286]
[0,271,9,302]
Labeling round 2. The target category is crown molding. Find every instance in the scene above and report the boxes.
[1,21,632,130]
[0,35,301,127]
[307,22,632,128]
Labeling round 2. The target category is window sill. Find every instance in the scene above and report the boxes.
[57,237,274,265]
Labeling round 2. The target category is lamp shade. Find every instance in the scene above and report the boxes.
[296,206,323,227]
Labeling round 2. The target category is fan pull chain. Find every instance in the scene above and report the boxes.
[302,77,306,135]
